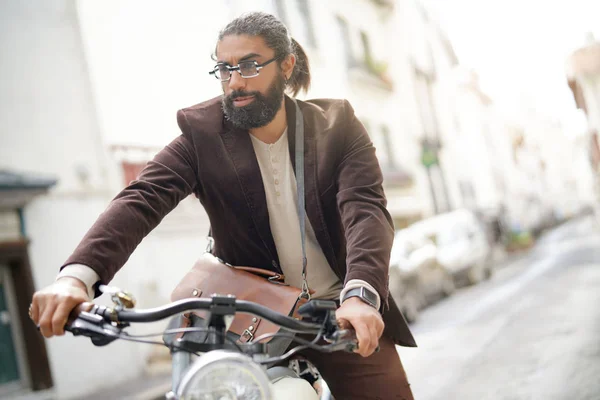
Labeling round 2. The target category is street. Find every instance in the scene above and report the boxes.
[27,216,599,400]
[398,215,600,400]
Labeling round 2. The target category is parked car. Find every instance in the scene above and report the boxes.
[388,229,455,323]
[409,209,493,286]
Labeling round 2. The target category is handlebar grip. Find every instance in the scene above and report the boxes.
[338,329,380,353]
[345,343,381,353]
[337,329,358,353]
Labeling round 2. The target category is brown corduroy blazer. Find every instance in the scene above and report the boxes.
[62,95,417,347]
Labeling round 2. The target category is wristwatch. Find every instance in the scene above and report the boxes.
[342,286,378,309]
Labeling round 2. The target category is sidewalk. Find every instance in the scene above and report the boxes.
[8,388,55,400]
[83,371,171,400]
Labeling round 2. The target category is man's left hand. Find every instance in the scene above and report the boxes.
[336,297,385,357]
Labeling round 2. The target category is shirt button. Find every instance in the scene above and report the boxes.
[276,191,281,197]
[274,179,279,185]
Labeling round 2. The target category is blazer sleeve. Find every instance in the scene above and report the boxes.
[335,100,394,308]
[61,110,199,288]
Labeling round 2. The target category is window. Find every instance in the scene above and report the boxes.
[360,31,372,65]
[121,161,147,186]
[297,0,317,48]
[336,16,354,66]
[413,68,438,138]
[459,180,477,208]
[363,121,396,170]
[361,119,372,139]
[380,125,396,169]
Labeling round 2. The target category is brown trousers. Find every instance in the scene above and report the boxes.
[297,335,415,400]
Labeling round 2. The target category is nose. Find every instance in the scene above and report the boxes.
[227,70,246,92]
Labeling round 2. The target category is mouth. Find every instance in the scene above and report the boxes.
[232,95,255,107]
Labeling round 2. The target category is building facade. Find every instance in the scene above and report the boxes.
[0,0,542,398]
[567,33,600,216]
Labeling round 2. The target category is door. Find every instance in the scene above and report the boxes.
[0,265,20,388]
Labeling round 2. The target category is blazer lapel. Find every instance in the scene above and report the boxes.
[220,121,280,267]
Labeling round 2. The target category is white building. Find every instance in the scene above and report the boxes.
[438,67,503,212]
[0,2,209,399]
[566,33,600,214]
[0,2,134,399]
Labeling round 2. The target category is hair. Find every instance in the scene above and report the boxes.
[216,12,311,97]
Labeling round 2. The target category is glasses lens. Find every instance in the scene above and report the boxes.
[216,65,230,81]
[239,61,259,78]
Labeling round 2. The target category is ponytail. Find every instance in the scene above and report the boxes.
[288,38,311,97]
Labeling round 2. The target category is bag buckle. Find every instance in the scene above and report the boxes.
[241,328,254,342]
[299,279,311,300]
[268,274,289,286]
[205,236,215,253]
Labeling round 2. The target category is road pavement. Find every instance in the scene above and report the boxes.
[399,216,600,400]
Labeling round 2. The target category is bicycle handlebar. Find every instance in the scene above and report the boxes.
[66,296,364,356]
[106,298,322,334]
[70,296,330,334]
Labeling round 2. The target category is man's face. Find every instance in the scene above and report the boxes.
[216,34,286,130]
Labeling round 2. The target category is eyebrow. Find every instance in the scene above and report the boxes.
[218,52,262,65]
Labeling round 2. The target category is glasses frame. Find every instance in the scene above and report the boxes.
[209,56,280,82]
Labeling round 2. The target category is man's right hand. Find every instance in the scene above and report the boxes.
[30,277,89,338]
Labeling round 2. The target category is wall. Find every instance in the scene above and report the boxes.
[0,1,144,398]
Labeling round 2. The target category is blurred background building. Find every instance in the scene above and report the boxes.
[566,33,600,216]
[0,0,597,399]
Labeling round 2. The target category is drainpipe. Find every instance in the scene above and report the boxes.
[17,208,26,237]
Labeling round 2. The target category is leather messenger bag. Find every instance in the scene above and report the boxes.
[170,252,306,348]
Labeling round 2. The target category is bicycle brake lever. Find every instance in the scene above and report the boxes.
[327,329,380,354]
[65,311,122,346]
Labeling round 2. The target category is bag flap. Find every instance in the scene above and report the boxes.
[171,253,302,343]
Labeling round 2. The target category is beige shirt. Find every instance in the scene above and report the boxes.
[249,130,343,299]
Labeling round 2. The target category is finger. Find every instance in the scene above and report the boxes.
[52,301,78,336]
[367,323,380,355]
[371,311,385,338]
[337,317,352,331]
[376,318,385,338]
[354,322,372,357]
[71,302,94,318]
[30,302,39,324]
[374,315,385,338]
[38,301,58,338]
[359,322,378,357]
[30,294,42,324]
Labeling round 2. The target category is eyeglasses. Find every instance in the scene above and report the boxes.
[209,56,279,82]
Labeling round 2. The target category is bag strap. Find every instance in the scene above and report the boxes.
[205,100,310,299]
[206,227,214,253]
[293,99,310,300]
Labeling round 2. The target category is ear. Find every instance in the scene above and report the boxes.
[281,53,296,80]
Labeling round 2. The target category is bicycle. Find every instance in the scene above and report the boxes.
[64,288,357,399]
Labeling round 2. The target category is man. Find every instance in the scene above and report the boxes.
[30,12,416,399]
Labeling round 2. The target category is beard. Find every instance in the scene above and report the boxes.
[222,72,286,130]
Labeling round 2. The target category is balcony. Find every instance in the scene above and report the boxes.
[369,0,395,11]
[347,56,394,92]
[382,165,413,188]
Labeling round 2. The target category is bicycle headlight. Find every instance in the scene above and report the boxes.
[176,350,272,400]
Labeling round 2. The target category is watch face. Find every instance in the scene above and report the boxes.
[363,288,378,306]
[343,287,378,308]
